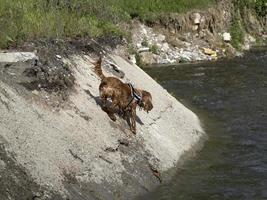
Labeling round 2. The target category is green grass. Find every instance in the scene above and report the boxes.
[0,0,127,48]
[117,0,215,20]
[0,0,216,48]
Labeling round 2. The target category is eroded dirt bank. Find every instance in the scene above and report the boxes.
[116,0,266,66]
[0,42,205,199]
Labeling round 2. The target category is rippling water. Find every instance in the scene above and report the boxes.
[141,48,267,200]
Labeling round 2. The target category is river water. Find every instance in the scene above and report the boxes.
[141,48,267,200]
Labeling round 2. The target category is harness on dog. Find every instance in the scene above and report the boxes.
[125,83,142,109]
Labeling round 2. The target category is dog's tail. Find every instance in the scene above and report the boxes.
[93,56,105,80]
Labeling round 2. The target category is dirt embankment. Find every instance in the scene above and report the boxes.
[123,0,266,66]
[0,41,205,200]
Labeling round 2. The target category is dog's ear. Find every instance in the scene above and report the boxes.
[141,90,152,98]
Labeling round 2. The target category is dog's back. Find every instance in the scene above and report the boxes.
[99,77,130,105]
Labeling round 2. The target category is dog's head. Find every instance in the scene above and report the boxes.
[139,90,153,113]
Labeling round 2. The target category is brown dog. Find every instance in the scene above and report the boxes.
[93,57,153,134]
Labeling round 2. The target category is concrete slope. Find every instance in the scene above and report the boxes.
[0,53,205,200]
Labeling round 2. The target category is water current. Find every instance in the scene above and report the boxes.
[141,48,267,200]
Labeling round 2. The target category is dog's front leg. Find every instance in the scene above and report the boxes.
[130,104,137,134]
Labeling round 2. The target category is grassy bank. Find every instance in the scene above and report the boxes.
[0,0,126,48]
[0,0,215,48]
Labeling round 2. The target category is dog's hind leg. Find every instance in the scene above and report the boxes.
[100,94,117,121]
[102,106,117,121]
[100,91,107,107]
[107,111,117,121]
[104,98,121,121]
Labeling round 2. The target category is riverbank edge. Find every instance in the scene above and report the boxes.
[111,0,267,67]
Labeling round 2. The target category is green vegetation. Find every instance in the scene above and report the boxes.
[0,0,215,48]
[141,37,149,47]
[149,44,160,54]
[254,0,266,17]
[0,0,127,48]
[230,0,266,49]
[230,14,245,49]
[119,0,215,21]
[135,53,143,68]
[232,0,266,17]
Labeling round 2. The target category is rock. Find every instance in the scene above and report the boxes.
[136,43,142,48]
[170,28,176,34]
[205,30,216,43]
[32,90,39,96]
[167,37,185,48]
[242,34,256,51]
[158,59,169,64]
[236,51,244,57]
[245,34,256,43]
[200,16,206,25]
[139,52,157,65]
[161,43,170,52]
[0,159,6,172]
[193,13,201,24]
[129,54,136,64]
[0,52,38,63]
[225,44,237,57]
[106,60,125,78]
[193,25,199,31]
[141,25,148,35]
[159,56,173,64]
[55,55,62,59]
[248,35,256,43]
[138,47,150,53]
[156,34,166,42]
[191,13,201,31]
[203,48,217,57]
[223,32,231,42]
[243,43,250,50]
[179,54,191,62]
[183,41,191,47]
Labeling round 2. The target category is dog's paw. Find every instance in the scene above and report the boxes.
[109,114,117,121]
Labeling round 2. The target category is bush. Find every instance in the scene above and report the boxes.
[149,44,159,54]
[230,14,245,49]
[230,0,265,49]
[135,53,143,68]
[254,0,266,17]
[233,0,266,18]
